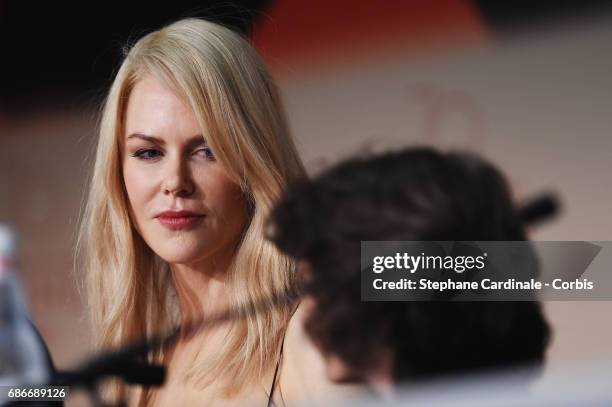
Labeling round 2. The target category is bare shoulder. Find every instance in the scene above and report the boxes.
[275,301,362,406]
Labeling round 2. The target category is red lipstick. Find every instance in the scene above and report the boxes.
[156,210,204,230]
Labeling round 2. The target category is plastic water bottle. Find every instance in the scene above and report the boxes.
[0,224,50,390]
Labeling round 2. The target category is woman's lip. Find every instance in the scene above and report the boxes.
[156,210,203,218]
[157,215,204,230]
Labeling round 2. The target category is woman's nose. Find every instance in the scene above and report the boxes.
[161,154,195,197]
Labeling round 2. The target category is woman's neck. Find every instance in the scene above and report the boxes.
[170,249,235,337]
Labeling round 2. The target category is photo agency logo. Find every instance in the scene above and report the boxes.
[361,241,609,301]
[371,246,487,274]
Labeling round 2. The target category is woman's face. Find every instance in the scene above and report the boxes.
[122,75,249,267]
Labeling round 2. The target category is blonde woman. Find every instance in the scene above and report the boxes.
[77,18,349,407]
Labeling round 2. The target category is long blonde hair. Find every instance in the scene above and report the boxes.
[77,18,305,403]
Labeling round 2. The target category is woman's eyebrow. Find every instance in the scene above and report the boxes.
[126,133,163,144]
[126,133,207,146]
[187,135,208,146]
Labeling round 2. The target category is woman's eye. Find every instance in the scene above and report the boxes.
[131,149,162,160]
[195,147,215,161]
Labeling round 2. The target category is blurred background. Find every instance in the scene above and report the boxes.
[1,0,611,404]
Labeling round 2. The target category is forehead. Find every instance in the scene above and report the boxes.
[123,75,201,140]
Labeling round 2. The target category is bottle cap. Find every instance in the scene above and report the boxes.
[0,224,19,267]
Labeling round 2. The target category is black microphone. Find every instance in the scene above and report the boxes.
[54,360,165,388]
[120,361,165,386]
[52,330,171,390]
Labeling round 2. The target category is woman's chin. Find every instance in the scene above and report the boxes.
[154,246,208,266]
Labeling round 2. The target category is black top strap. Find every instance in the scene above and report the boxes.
[266,333,285,407]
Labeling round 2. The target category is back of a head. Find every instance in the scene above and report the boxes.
[268,148,550,383]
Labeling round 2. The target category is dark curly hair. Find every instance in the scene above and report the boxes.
[268,148,550,382]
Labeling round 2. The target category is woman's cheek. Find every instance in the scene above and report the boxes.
[123,166,155,224]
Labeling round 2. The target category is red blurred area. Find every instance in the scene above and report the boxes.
[253,0,489,75]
